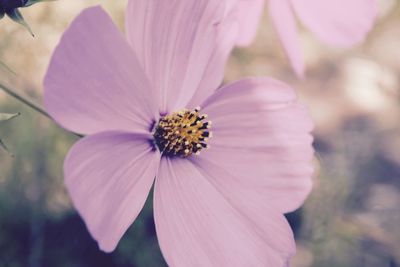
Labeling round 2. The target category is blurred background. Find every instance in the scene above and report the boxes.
[0,0,399,266]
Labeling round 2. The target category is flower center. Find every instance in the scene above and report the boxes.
[153,107,212,157]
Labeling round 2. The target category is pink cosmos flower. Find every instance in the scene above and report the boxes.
[44,1,314,266]
[228,0,378,77]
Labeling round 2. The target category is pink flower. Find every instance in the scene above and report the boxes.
[229,0,377,77]
[44,1,314,266]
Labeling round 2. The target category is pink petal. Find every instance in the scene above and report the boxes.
[154,158,295,266]
[200,78,314,213]
[125,0,232,113]
[290,0,377,47]
[186,7,239,109]
[64,131,160,252]
[235,0,265,46]
[268,0,305,77]
[44,6,158,135]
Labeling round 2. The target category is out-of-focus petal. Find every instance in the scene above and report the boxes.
[125,0,231,113]
[64,131,160,252]
[154,158,295,267]
[200,78,314,213]
[290,0,377,46]
[235,0,265,46]
[44,6,158,135]
[268,0,304,77]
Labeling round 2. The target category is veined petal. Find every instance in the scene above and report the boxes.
[201,78,314,213]
[44,6,158,135]
[154,158,294,267]
[290,0,377,47]
[268,0,304,77]
[125,0,231,113]
[186,6,239,109]
[235,0,265,46]
[201,77,298,114]
[64,131,160,252]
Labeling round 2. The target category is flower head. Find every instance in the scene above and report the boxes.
[44,1,314,266]
[228,0,378,77]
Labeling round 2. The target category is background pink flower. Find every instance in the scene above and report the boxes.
[44,1,314,266]
[229,0,378,77]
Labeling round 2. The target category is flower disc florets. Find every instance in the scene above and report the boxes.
[153,107,212,157]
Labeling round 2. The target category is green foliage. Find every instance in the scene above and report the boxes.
[0,112,19,155]
[4,8,33,36]
[0,102,168,266]
[0,0,56,36]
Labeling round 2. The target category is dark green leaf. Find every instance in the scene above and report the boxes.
[5,8,34,36]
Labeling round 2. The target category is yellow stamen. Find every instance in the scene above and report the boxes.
[153,107,212,157]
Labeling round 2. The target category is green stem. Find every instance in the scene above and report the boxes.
[0,82,82,138]
[0,82,50,119]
